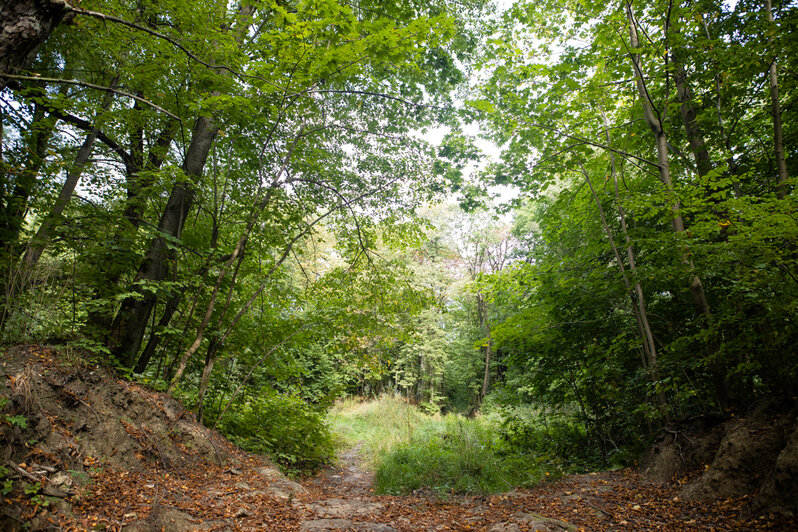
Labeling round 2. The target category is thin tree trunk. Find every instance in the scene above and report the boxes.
[214,326,308,427]
[134,291,180,374]
[765,0,789,197]
[626,1,728,410]
[0,103,57,253]
[195,340,219,424]
[481,318,492,400]
[171,124,303,394]
[583,167,668,417]
[24,82,117,267]
[0,101,58,329]
[600,108,658,371]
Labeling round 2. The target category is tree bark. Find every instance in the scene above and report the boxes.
[108,116,217,367]
[0,0,69,91]
[85,116,176,336]
[108,2,256,367]
[673,60,712,177]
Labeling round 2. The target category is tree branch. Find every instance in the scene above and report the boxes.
[0,73,181,121]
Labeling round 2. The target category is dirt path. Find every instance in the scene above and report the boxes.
[304,443,374,497]
[297,442,390,531]
[292,443,759,531]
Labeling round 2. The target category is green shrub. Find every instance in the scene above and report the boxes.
[213,389,336,475]
[498,409,605,472]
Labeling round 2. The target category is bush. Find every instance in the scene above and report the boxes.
[498,409,605,472]
[214,389,336,475]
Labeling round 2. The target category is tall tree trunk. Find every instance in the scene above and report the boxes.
[108,116,217,367]
[625,1,728,410]
[24,82,117,268]
[673,60,712,177]
[86,117,176,336]
[0,103,57,253]
[582,166,668,418]
[765,0,789,198]
[108,3,256,367]
[134,284,181,374]
[0,101,57,329]
[481,317,492,400]
[0,0,69,91]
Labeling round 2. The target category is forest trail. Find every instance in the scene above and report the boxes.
[297,442,390,530]
[292,441,763,531]
[306,442,374,497]
[2,346,792,531]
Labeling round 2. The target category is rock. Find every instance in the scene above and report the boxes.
[122,508,232,532]
[50,498,73,517]
[301,519,355,531]
[301,519,395,531]
[161,396,183,421]
[308,498,383,518]
[43,483,69,497]
[254,466,282,481]
[513,512,577,531]
[49,471,72,487]
[254,466,307,496]
[487,524,521,532]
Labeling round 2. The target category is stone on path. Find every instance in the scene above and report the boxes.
[300,518,396,531]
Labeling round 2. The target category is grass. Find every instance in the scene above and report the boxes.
[327,394,433,468]
[327,395,559,496]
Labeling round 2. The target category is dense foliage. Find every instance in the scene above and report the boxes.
[1,0,795,477]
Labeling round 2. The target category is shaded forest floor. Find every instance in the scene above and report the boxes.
[1,345,795,530]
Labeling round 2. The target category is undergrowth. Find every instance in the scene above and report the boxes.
[211,389,336,476]
[328,395,562,495]
[327,394,429,468]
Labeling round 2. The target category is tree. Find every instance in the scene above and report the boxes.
[0,0,70,91]
[469,0,798,452]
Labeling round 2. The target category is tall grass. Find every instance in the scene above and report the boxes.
[327,394,432,467]
[327,395,558,495]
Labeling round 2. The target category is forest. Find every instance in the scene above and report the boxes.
[1,0,797,528]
